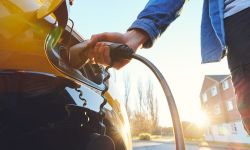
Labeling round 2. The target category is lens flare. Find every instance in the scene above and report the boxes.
[195,111,210,128]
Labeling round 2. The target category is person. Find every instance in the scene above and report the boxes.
[83,0,250,134]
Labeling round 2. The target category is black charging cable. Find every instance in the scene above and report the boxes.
[108,43,186,150]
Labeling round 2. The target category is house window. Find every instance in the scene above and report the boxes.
[214,104,221,115]
[222,80,229,90]
[211,86,217,96]
[231,123,237,134]
[226,101,234,111]
[202,93,207,102]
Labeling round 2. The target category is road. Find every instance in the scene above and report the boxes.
[133,140,227,150]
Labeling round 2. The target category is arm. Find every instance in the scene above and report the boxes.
[86,0,186,69]
[129,0,185,48]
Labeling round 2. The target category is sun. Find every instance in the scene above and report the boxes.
[194,111,210,128]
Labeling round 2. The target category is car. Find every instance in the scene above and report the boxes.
[0,0,132,150]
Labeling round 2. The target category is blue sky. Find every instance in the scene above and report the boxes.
[70,0,230,126]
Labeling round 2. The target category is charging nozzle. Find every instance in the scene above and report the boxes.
[68,42,134,68]
[107,43,134,66]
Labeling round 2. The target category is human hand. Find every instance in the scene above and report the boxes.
[87,29,149,69]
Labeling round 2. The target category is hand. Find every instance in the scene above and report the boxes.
[87,29,149,69]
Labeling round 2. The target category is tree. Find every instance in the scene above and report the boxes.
[130,78,160,135]
[144,79,159,133]
[153,97,159,129]
[123,72,131,112]
[130,112,152,136]
[137,79,144,114]
[123,72,132,118]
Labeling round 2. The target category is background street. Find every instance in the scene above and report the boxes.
[133,140,249,150]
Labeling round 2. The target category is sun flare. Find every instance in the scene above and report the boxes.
[194,111,210,128]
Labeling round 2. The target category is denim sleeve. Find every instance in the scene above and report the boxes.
[128,0,185,48]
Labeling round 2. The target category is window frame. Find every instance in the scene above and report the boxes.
[222,80,229,90]
[202,92,208,102]
[231,123,237,134]
[226,100,234,112]
[211,86,218,96]
[214,104,221,115]
[218,124,225,136]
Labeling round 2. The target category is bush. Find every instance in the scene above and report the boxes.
[139,133,151,141]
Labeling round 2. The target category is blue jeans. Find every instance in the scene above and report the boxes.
[225,7,250,134]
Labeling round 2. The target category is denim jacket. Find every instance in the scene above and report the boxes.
[128,0,226,64]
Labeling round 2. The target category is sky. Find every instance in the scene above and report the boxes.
[69,0,230,127]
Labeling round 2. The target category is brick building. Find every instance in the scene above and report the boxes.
[200,75,250,143]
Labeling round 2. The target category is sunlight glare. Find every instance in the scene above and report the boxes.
[194,111,210,128]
